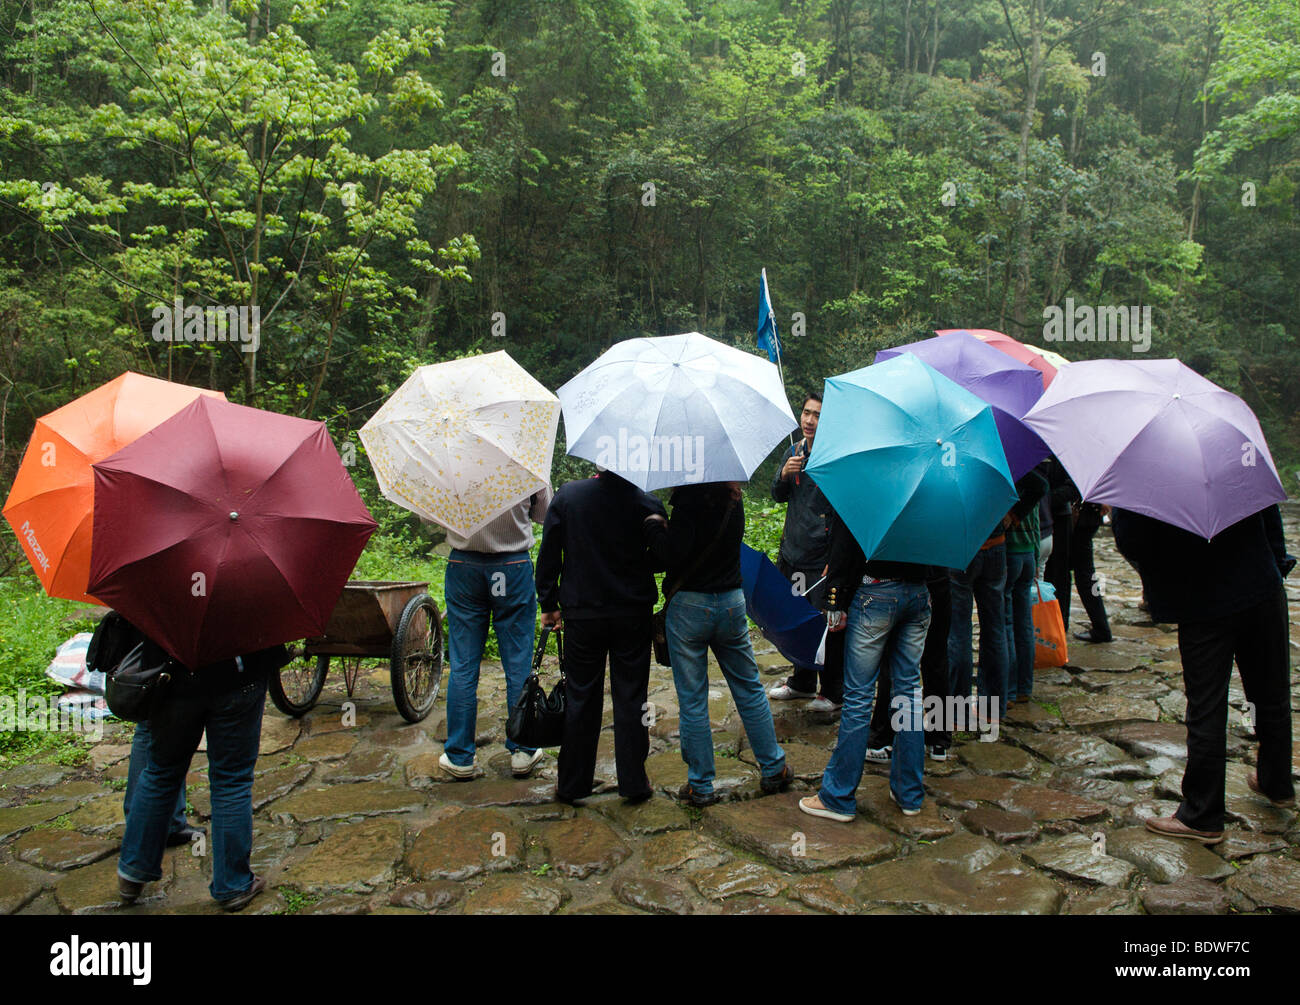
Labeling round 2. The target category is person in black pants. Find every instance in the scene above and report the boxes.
[1070,502,1113,642]
[1041,456,1078,630]
[866,574,953,759]
[1113,504,1295,843]
[535,471,667,805]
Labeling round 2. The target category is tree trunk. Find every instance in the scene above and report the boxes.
[1012,0,1044,340]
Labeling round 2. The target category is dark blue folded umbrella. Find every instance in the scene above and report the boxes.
[740,543,825,668]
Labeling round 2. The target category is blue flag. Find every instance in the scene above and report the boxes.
[757,267,781,364]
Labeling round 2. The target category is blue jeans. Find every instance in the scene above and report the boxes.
[444,549,537,764]
[125,720,188,834]
[948,543,1008,718]
[1004,551,1036,701]
[666,589,786,796]
[118,674,266,902]
[819,580,930,815]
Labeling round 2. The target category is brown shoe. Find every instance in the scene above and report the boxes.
[1144,815,1223,845]
[1247,771,1296,808]
[219,874,266,912]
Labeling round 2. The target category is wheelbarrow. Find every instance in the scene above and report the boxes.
[268,581,444,723]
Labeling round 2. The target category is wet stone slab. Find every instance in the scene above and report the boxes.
[12,829,118,871]
[534,816,631,879]
[0,862,52,915]
[957,742,1041,778]
[405,808,523,881]
[962,807,1038,843]
[1010,730,1129,769]
[280,818,405,894]
[1021,834,1138,887]
[1062,887,1141,915]
[1102,827,1234,884]
[638,830,732,873]
[1142,876,1231,916]
[644,751,759,800]
[998,784,1109,823]
[268,783,424,824]
[854,777,955,840]
[389,881,464,911]
[0,802,72,841]
[1058,694,1160,729]
[1098,722,1188,760]
[925,775,1022,810]
[463,874,568,915]
[1225,855,1300,913]
[690,860,786,901]
[706,793,902,871]
[612,875,693,915]
[594,797,691,836]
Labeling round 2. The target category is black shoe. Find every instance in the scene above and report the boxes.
[677,783,719,808]
[219,874,266,913]
[760,764,794,795]
[166,825,204,847]
[1072,629,1112,643]
[622,790,654,805]
[555,790,588,807]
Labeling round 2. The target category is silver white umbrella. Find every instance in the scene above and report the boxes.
[558,332,797,490]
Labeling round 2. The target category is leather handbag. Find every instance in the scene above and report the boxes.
[104,642,177,722]
[506,627,567,749]
[652,498,737,667]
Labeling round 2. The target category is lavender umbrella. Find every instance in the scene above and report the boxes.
[876,333,1050,479]
[1022,358,1286,540]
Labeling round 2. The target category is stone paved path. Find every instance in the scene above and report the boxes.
[3,509,1299,915]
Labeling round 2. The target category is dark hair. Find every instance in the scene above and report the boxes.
[670,481,742,508]
[802,391,823,408]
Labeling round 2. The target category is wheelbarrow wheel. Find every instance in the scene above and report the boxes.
[391,593,443,723]
[268,650,329,717]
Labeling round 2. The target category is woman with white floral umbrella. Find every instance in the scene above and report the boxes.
[361,351,560,781]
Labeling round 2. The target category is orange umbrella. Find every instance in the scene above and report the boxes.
[3,372,225,604]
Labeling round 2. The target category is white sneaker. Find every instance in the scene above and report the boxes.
[807,695,842,713]
[768,681,816,700]
[865,745,892,764]
[511,749,544,777]
[889,788,922,816]
[438,752,476,780]
[928,745,948,761]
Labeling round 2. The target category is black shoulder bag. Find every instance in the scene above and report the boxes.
[506,627,566,749]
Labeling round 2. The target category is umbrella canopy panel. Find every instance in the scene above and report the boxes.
[559,332,796,491]
[3,372,225,603]
[360,351,560,538]
[1023,358,1287,539]
[87,396,377,668]
[807,354,1018,569]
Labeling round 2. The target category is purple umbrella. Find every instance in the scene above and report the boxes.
[1022,358,1287,539]
[876,333,1049,479]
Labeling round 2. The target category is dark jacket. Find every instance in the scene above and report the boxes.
[824,508,939,611]
[644,483,743,597]
[1043,455,1080,516]
[1005,467,1049,553]
[771,439,833,570]
[535,473,667,619]
[1111,505,1289,623]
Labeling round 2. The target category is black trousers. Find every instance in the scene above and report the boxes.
[1069,504,1111,638]
[868,575,953,748]
[1176,589,1294,831]
[778,558,844,702]
[1044,507,1073,629]
[557,615,652,801]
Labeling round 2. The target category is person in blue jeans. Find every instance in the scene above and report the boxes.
[645,481,792,806]
[439,489,552,780]
[124,721,201,845]
[949,534,1009,731]
[800,509,936,820]
[118,645,288,911]
[1003,466,1048,703]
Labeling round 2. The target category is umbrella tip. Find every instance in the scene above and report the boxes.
[229,511,239,521]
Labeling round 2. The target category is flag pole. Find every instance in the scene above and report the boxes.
[762,267,796,449]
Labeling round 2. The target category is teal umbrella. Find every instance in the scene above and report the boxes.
[805,354,1018,570]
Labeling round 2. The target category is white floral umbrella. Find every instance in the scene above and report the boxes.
[360,351,560,537]
[558,332,797,491]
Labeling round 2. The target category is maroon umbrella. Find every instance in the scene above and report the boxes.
[87,396,378,668]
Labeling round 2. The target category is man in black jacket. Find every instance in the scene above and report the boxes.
[535,471,667,804]
[767,391,844,710]
[1113,504,1295,843]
